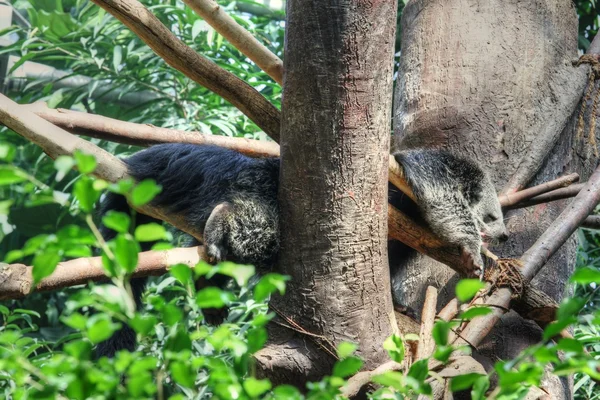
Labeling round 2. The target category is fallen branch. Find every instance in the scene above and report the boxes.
[455,162,600,349]
[24,102,280,158]
[0,93,204,241]
[499,173,579,208]
[90,0,281,140]
[183,0,283,84]
[416,286,437,359]
[502,35,600,194]
[0,247,202,300]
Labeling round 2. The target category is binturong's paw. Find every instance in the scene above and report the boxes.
[206,243,227,265]
[460,247,485,279]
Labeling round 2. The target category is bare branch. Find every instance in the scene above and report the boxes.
[183,0,283,84]
[582,215,600,229]
[416,286,437,360]
[0,247,202,299]
[506,183,583,209]
[0,93,204,241]
[24,102,280,158]
[90,0,281,140]
[499,173,579,208]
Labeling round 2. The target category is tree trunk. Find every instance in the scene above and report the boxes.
[392,0,592,397]
[255,0,398,386]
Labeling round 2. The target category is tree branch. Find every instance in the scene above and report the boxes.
[0,247,202,299]
[23,102,280,158]
[499,173,579,208]
[90,0,281,140]
[183,0,283,84]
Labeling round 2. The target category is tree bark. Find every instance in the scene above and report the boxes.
[257,0,398,386]
[392,0,592,397]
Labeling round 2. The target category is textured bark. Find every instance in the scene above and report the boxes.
[392,1,594,397]
[258,0,398,386]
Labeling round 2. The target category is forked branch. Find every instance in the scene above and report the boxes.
[183,0,284,84]
[90,0,281,140]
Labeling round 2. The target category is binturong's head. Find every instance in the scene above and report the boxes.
[472,176,509,247]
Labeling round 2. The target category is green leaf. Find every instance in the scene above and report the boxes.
[74,151,97,174]
[62,313,88,330]
[556,338,584,353]
[270,385,302,400]
[243,377,272,398]
[383,334,405,363]
[247,327,267,353]
[74,176,101,213]
[570,266,600,284]
[460,306,492,320]
[471,375,490,400]
[170,264,192,286]
[130,314,158,336]
[407,359,429,382]
[215,262,255,286]
[556,297,586,322]
[0,166,27,186]
[450,373,485,392]
[433,345,454,363]
[102,211,131,233]
[432,320,451,346]
[455,279,485,302]
[169,361,195,388]
[32,248,61,284]
[135,223,169,242]
[64,341,93,360]
[130,179,162,207]
[196,287,232,309]
[254,273,288,302]
[114,233,140,273]
[0,200,13,216]
[0,142,16,162]
[113,45,122,72]
[162,304,184,326]
[337,342,358,359]
[54,155,76,182]
[87,316,120,344]
[332,356,363,378]
[165,328,192,352]
[372,371,405,391]
[192,20,205,40]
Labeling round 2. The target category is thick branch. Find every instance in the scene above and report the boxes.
[0,247,202,299]
[90,0,281,140]
[24,102,280,158]
[502,35,600,194]
[456,163,600,349]
[0,94,204,241]
[183,0,283,84]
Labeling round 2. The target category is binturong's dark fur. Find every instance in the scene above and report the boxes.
[96,143,508,357]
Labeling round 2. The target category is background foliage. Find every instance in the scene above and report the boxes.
[0,0,599,398]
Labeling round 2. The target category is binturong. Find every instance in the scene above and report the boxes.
[95,143,508,357]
